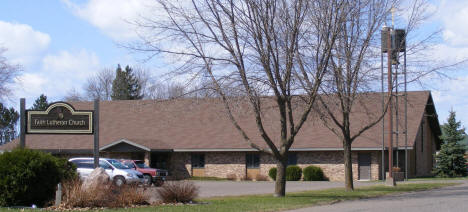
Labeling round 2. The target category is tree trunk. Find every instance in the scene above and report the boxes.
[274,158,288,197]
[343,140,354,191]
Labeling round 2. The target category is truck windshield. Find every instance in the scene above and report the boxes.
[106,159,130,169]
[135,161,150,168]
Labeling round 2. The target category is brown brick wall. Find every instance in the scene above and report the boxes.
[205,152,246,179]
[166,151,380,181]
[370,151,381,181]
[260,151,380,181]
[56,150,382,181]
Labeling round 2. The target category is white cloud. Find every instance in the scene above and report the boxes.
[63,0,157,41]
[437,0,468,46]
[13,73,48,98]
[0,20,51,66]
[12,49,101,103]
[42,49,100,80]
[431,75,468,126]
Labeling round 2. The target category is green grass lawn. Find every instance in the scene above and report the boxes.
[113,182,455,212]
[0,182,457,212]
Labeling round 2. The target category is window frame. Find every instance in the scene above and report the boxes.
[191,153,205,168]
[288,152,297,165]
[246,153,260,169]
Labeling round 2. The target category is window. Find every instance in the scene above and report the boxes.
[191,154,205,168]
[134,161,150,168]
[122,161,135,169]
[151,153,169,169]
[99,161,112,170]
[106,159,129,169]
[71,159,94,169]
[246,153,260,168]
[288,153,297,165]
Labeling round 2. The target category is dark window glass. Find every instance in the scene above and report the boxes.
[134,161,150,168]
[246,153,260,168]
[99,161,112,170]
[123,161,135,169]
[191,154,205,168]
[288,153,297,165]
[151,153,169,169]
[106,159,130,169]
[71,159,94,169]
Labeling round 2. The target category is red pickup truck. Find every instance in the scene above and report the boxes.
[120,160,168,186]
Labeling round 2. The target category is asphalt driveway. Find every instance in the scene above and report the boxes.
[192,180,380,198]
[287,180,468,212]
[147,180,380,203]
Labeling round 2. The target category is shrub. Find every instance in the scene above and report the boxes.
[157,181,199,203]
[286,165,302,181]
[303,165,325,181]
[269,166,302,181]
[61,179,148,208]
[268,167,277,180]
[0,148,77,207]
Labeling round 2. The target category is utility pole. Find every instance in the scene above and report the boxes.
[386,26,395,186]
[20,98,25,148]
[94,99,100,168]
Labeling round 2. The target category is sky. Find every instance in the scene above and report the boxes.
[1,0,468,126]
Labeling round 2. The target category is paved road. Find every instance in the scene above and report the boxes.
[192,180,381,198]
[288,180,468,212]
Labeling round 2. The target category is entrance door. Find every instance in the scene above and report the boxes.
[358,153,371,180]
[150,152,170,169]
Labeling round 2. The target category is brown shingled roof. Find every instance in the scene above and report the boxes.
[0,91,439,152]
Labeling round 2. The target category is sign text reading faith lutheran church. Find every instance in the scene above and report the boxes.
[27,102,93,134]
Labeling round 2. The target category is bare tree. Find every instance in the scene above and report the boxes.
[145,81,188,99]
[84,68,115,100]
[315,0,465,191]
[0,48,21,101]
[64,88,86,102]
[132,0,348,197]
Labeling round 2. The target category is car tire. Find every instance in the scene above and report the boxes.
[114,176,125,186]
[143,174,152,186]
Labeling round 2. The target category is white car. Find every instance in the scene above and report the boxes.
[69,157,144,186]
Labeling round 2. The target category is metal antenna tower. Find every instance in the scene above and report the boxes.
[381,8,408,183]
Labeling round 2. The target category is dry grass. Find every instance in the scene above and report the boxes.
[60,178,149,208]
[157,181,199,203]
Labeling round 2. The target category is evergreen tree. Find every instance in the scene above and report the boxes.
[125,66,143,100]
[0,103,19,144]
[433,110,467,177]
[111,65,143,100]
[31,94,48,110]
[111,65,128,100]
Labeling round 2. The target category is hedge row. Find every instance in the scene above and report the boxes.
[268,165,326,181]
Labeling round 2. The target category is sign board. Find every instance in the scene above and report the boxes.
[26,102,93,134]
